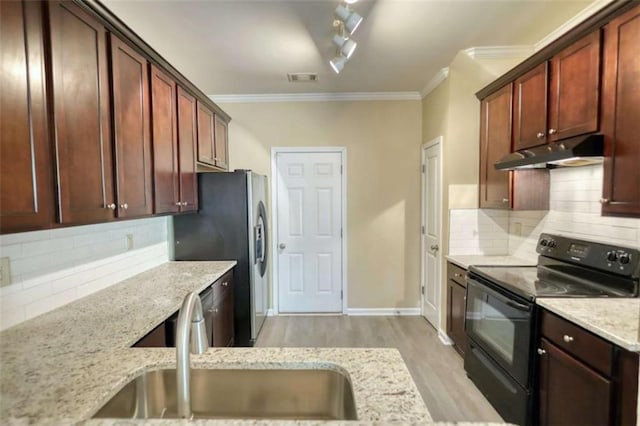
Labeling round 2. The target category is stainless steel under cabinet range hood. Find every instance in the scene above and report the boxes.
[494,134,604,170]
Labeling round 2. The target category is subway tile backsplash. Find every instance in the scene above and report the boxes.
[450,165,640,261]
[0,217,169,330]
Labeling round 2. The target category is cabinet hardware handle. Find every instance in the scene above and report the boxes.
[549,128,557,135]
[563,335,574,343]
[600,198,610,204]
[214,308,219,314]
[222,282,228,287]
[537,348,546,355]
[120,203,128,210]
[175,202,182,206]
[536,132,545,139]
[182,202,188,206]
[502,198,509,203]
[105,203,116,210]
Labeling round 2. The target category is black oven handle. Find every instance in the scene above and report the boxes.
[468,278,532,312]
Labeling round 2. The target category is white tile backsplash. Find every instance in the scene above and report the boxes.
[449,165,640,261]
[0,217,170,330]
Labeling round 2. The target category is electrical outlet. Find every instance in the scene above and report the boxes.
[0,257,12,287]
[126,234,134,251]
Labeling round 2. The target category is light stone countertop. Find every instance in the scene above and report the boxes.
[536,298,640,352]
[445,255,536,270]
[0,261,433,424]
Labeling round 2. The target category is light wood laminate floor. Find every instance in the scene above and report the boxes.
[256,315,503,423]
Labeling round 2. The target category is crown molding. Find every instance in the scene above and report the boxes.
[464,45,534,60]
[534,0,615,51]
[209,91,421,103]
[420,67,450,99]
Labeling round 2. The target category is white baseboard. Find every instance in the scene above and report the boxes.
[347,308,421,316]
[438,330,454,345]
[266,309,275,317]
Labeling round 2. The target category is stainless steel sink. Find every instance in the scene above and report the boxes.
[93,368,357,420]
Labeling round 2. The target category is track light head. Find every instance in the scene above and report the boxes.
[329,56,347,74]
[335,4,363,35]
[332,34,357,59]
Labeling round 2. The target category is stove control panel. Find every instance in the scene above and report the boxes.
[537,233,640,277]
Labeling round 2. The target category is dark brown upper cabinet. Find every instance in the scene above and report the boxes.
[513,62,549,150]
[150,65,180,214]
[177,87,199,212]
[513,32,601,150]
[214,115,229,170]
[479,84,513,209]
[480,83,550,210]
[196,101,216,166]
[601,4,640,218]
[548,30,601,142]
[110,34,153,218]
[0,1,55,234]
[49,0,115,225]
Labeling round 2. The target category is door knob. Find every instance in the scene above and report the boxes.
[279,243,286,250]
[430,244,439,251]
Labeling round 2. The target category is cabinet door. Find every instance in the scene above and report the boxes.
[447,280,466,356]
[538,338,613,426]
[177,87,198,212]
[196,101,215,166]
[49,0,115,224]
[479,84,512,209]
[0,1,54,233]
[601,4,640,217]
[110,35,153,218]
[212,290,234,347]
[133,322,166,347]
[549,30,601,142]
[214,115,229,170]
[150,65,179,214]
[513,62,548,150]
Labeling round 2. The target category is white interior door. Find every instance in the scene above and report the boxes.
[421,141,441,328]
[276,151,343,313]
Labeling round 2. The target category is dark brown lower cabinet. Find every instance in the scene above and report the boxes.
[537,310,639,426]
[538,338,613,426]
[212,273,234,347]
[133,322,167,348]
[446,262,467,356]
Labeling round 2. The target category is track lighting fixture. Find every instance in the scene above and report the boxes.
[332,34,357,59]
[329,1,363,74]
[335,4,363,35]
[329,56,347,74]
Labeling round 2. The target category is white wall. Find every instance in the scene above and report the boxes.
[0,217,169,330]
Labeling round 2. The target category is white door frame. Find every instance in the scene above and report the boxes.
[270,147,348,315]
[420,136,444,330]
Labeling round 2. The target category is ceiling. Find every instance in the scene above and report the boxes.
[101,0,595,95]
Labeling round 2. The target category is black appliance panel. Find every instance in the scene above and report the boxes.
[465,276,533,388]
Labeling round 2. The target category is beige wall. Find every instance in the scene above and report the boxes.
[221,101,422,310]
[421,51,524,329]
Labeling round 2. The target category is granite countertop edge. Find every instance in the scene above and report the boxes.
[445,254,537,269]
[0,261,432,424]
[535,298,640,352]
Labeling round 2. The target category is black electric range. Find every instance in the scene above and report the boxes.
[463,233,640,426]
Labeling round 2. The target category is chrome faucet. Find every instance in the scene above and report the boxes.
[176,292,209,419]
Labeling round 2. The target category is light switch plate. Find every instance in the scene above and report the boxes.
[126,234,134,251]
[0,257,11,287]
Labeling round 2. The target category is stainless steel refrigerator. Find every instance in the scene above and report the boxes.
[172,171,268,346]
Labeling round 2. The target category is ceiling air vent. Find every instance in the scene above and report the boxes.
[287,73,319,83]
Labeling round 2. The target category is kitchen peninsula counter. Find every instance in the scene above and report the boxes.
[0,261,432,424]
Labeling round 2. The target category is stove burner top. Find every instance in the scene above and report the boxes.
[535,279,611,297]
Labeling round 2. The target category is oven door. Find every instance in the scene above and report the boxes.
[465,277,533,387]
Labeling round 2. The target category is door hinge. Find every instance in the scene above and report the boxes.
[421,286,425,295]
[340,228,343,238]
[341,290,343,299]
[340,165,343,175]
[421,225,425,235]
[421,164,426,174]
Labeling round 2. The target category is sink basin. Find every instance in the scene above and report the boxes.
[93,368,357,420]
